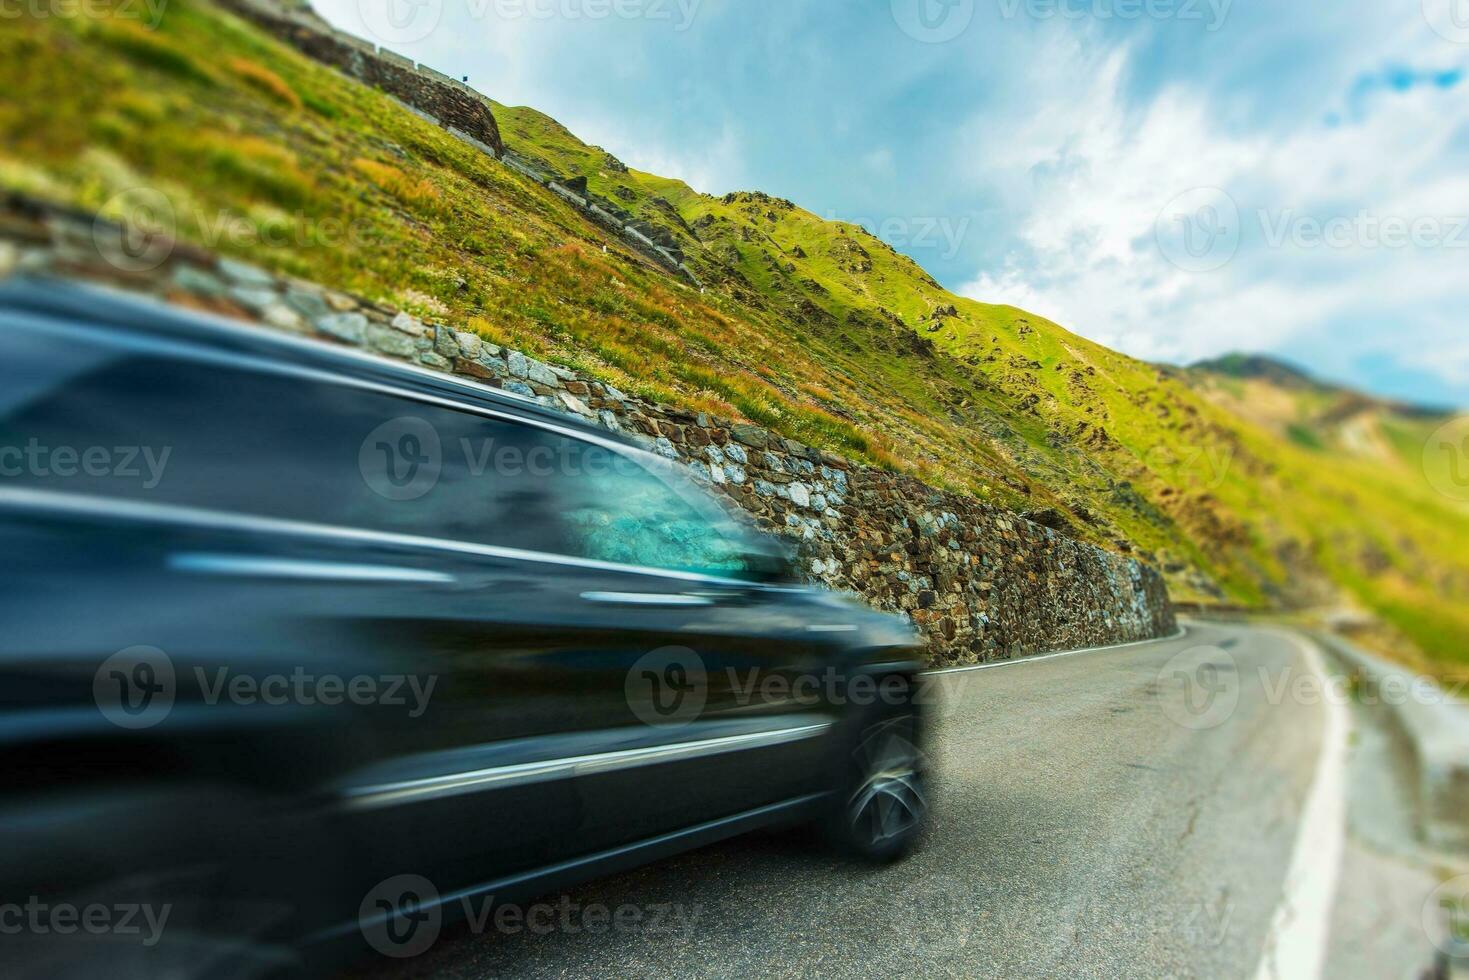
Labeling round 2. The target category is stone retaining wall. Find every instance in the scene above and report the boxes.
[0,193,1176,667]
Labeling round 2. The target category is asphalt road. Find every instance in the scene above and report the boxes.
[349,621,1448,980]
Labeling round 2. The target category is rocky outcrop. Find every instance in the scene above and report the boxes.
[0,193,1176,666]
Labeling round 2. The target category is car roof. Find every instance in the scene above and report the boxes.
[0,275,630,447]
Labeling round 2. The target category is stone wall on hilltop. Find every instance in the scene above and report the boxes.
[218,0,504,157]
[0,194,1177,666]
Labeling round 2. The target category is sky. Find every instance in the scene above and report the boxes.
[316,0,1469,408]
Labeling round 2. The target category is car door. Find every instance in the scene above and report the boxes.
[323,402,839,894]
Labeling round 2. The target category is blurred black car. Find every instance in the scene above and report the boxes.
[0,279,928,976]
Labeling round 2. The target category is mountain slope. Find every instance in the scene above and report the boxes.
[1,0,1465,679]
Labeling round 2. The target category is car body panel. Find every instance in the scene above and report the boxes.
[0,278,926,950]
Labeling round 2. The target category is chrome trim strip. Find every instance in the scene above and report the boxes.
[0,486,789,590]
[168,553,455,583]
[340,722,833,811]
[579,591,715,606]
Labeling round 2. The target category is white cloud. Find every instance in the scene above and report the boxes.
[956,20,1469,399]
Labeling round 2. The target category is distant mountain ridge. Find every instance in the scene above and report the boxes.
[1190,353,1324,390]
[1188,353,1453,418]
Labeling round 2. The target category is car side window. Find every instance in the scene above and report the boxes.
[554,452,753,578]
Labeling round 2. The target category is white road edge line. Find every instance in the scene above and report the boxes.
[1251,629,1348,980]
[922,624,1188,676]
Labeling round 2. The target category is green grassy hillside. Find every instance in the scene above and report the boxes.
[1,0,1465,679]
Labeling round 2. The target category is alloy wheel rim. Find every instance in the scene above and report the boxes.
[847,720,925,846]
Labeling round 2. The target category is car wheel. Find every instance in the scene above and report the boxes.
[826,702,927,862]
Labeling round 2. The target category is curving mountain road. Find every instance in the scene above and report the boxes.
[349,621,1448,980]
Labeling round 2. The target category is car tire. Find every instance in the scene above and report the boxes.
[824,698,927,862]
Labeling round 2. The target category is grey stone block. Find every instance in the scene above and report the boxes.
[434,326,460,359]
[315,312,367,343]
[218,257,275,286]
[230,286,278,311]
[368,326,417,357]
[390,311,426,335]
[524,357,558,387]
[285,287,331,320]
[453,331,481,358]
